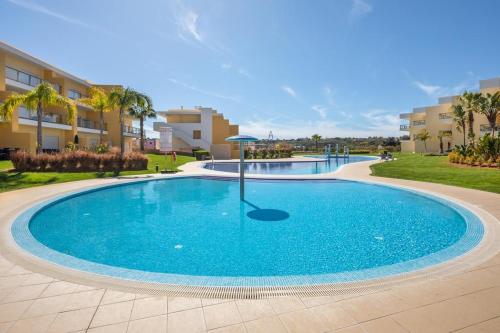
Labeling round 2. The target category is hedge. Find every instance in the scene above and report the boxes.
[11,151,148,172]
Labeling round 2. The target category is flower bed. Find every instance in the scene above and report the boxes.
[11,151,148,172]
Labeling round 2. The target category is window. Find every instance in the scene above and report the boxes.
[30,76,41,86]
[18,71,30,85]
[5,66,43,87]
[5,67,17,80]
[193,130,201,139]
[68,90,81,100]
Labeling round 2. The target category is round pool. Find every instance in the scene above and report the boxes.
[13,177,483,286]
[204,155,376,174]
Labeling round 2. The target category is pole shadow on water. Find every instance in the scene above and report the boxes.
[242,200,290,222]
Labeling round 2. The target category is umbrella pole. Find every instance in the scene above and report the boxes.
[239,141,244,200]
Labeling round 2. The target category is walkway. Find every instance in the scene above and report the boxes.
[0,159,499,333]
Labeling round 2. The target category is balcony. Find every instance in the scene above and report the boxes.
[77,117,108,134]
[400,124,410,131]
[480,124,499,134]
[5,66,61,92]
[412,120,426,127]
[17,107,72,130]
[123,125,141,137]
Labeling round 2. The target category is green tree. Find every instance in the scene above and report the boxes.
[478,92,500,137]
[451,103,467,146]
[311,134,321,151]
[0,82,75,154]
[78,87,113,145]
[108,87,142,157]
[416,129,431,153]
[437,131,452,154]
[461,91,482,144]
[128,93,156,151]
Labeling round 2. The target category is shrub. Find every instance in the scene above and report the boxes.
[193,149,210,161]
[10,151,148,172]
[11,151,31,172]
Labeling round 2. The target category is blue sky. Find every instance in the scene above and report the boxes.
[1,0,500,139]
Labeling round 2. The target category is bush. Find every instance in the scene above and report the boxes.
[10,151,148,172]
[193,149,210,161]
[348,149,371,154]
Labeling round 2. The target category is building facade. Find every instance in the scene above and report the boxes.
[400,77,500,153]
[156,106,239,159]
[0,41,140,154]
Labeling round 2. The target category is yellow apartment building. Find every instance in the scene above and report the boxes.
[0,41,140,154]
[156,106,240,159]
[400,77,500,153]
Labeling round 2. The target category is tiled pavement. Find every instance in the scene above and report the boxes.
[0,160,499,332]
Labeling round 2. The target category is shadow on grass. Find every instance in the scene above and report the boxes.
[0,170,121,192]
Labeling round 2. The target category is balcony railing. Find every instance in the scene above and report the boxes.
[480,124,499,133]
[123,125,141,135]
[439,113,453,120]
[77,117,107,130]
[412,120,426,126]
[18,107,66,124]
[400,124,410,131]
[5,66,61,92]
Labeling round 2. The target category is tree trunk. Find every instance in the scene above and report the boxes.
[489,118,496,137]
[99,109,104,145]
[139,117,144,151]
[439,139,443,154]
[462,124,466,146]
[467,112,474,144]
[36,102,43,154]
[119,107,124,157]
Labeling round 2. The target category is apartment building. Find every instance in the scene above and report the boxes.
[400,77,500,153]
[0,41,140,154]
[156,106,239,159]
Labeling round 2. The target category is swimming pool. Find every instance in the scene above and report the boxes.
[204,155,377,174]
[12,177,483,286]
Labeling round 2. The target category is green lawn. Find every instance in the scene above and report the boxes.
[0,154,195,193]
[370,153,500,194]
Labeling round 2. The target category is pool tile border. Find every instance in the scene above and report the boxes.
[8,176,487,292]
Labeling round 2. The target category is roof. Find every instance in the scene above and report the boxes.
[0,40,92,87]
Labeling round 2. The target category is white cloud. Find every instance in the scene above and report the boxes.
[350,0,373,21]
[324,86,335,106]
[177,9,202,42]
[413,81,441,97]
[7,0,114,35]
[237,68,253,80]
[221,63,254,80]
[311,105,328,119]
[240,114,399,140]
[361,109,400,133]
[168,78,240,102]
[281,85,297,99]
[413,78,478,99]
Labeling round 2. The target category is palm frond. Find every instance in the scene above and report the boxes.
[0,93,26,120]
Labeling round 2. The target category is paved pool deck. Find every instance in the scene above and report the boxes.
[0,158,499,332]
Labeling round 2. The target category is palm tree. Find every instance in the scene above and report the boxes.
[461,91,482,144]
[128,93,156,151]
[437,131,452,154]
[0,82,75,154]
[311,134,321,151]
[78,87,112,145]
[108,87,141,157]
[416,129,431,153]
[451,103,467,146]
[478,92,500,137]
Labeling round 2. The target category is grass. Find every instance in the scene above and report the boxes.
[370,153,500,194]
[0,154,195,193]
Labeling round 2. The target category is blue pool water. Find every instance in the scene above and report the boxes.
[20,177,482,284]
[204,155,376,174]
